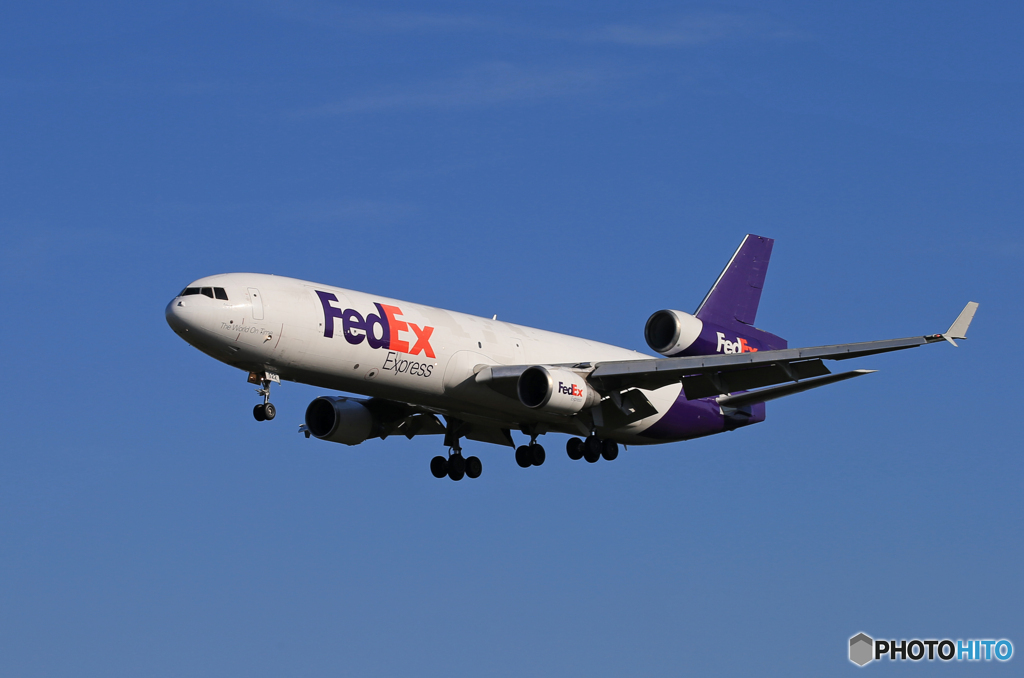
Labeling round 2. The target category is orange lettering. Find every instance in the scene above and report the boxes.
[379,304,410,353]
[409,323,435,358]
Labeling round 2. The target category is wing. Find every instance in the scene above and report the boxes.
[304,397,518,448]
[479,302,979,402]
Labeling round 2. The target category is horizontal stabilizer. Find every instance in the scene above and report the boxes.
[716,370,875,409]
[942,301,979,346]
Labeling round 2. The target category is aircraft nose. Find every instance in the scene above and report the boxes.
[165,297,194,334]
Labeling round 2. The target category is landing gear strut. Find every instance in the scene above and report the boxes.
[252,376,276,421]
[566,435,618,463]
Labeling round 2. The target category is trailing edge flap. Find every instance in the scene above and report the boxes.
[464,425,515,448]
[681,360,830,400]
[365,399,447,439]
[716,370,875,409]
[597,389,659,429]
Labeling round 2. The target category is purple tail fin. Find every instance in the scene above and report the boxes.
[695,234,774,328]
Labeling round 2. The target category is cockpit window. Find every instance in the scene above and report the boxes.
[178,286,228,299]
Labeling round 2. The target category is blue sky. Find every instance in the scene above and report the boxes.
[1,2,1021,675]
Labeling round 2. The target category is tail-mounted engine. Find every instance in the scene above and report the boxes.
[644,309,705,356]
[304,396,376,445]
[517,365,601,415]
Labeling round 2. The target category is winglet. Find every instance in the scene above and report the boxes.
[942,302,979,346]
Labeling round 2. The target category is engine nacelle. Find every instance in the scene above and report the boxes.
[304,396,376,445]
[644,309,705,356]
[517,366,601,415]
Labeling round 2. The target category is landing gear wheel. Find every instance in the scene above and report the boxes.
[583,435,602,463]
[465,456,482,479]
[447,454,466,481]
[529,443,546,466]
[601,439,618,461]
[566,437,584,461]
[515,445,533,468]
[430,456,448,479]
[252,376,274,422]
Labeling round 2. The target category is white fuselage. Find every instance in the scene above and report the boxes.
[166,273,686,443]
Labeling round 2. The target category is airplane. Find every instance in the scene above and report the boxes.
[165,234,978,481]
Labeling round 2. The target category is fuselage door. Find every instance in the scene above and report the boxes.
[248,288,264,320]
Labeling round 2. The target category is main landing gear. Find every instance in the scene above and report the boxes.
[252,377,276,421]
[566,435,618,463]
[515,440,546,468]
[430,451,483,482]
[432,418,481,481]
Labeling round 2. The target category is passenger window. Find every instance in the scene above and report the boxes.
[201,287,214,298]
[183,287,200,296]
[215,287,228,300]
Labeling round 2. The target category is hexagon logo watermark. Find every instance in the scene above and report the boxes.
[850,633,874,666]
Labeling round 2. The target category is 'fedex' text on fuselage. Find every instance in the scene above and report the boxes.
[316,291,436,357]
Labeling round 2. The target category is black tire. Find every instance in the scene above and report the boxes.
[263,402,276,420]
[601,439,619,461]
[530,443,546,466]
[253,404,266,421]
[430,456,448,479]
[515,445,532,468]
[566,437,584,460]
[583,435,601,463]
[465,456,482,479]
[448,454,466,481]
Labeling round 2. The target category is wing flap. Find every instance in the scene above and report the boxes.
[463,425,516,448]
[681,359,831,400]
[596,388,660,429]
[716,370,875,409]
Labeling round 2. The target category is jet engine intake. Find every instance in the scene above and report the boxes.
[517,366,601,415]
[644,309,704,356]
[304,396,376,445]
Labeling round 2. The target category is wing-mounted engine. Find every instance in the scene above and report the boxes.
[303,396,445,445]
[474,363,656,428]
[516,365,601,414]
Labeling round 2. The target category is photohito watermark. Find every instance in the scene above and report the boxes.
[849,633,1013,666]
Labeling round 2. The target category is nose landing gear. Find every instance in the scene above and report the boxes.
[253,402,275,421]
[249,372,277,421]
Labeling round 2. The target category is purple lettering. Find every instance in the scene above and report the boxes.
[342,309,366,345]
[316,291,344,338]
[365,303,391,350]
